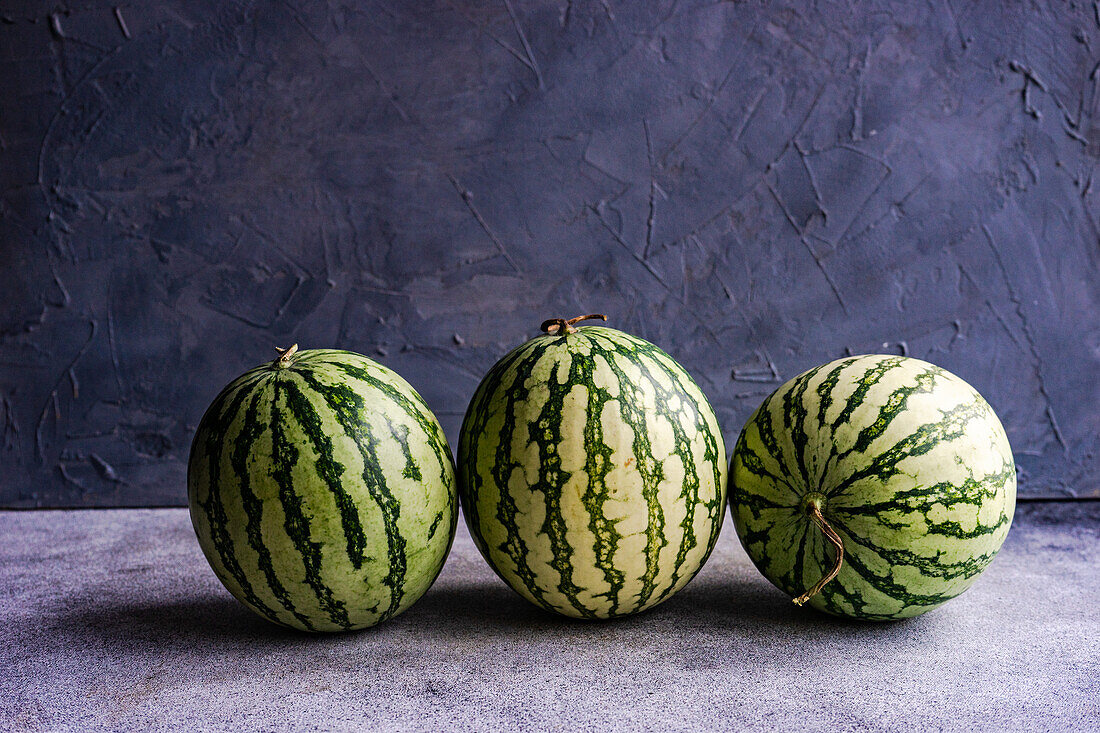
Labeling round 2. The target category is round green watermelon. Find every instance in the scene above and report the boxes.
[458,316,727,619]
[188,346,458,632]
[729,354,1016,620]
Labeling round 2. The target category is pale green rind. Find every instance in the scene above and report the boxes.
[187,350,458,632]
[729,354,1016,620]
[458,325,727,619]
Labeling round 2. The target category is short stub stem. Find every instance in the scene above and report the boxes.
[273,344,299,369]
[540,314,607,335]
[793,501,845,606]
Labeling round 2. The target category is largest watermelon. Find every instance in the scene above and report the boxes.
[458,315,727,619]
[188,346,457,632]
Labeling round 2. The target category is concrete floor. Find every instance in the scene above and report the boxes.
[2,503,1097,732]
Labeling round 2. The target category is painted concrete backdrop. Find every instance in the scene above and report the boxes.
[2,1,1098,506]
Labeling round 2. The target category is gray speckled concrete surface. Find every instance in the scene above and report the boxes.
[2,503,1097,732]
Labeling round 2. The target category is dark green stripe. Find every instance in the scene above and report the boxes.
[835,462,1014,540]
[811,361,940,493]
[457,339,543,550]
[194,375,287,627]
[749,390,802,491]
[839,518,1001,582]
[780,362,828,491]
[463,339,562,613]
[827,526,995,614]
[732,439,800,500]
[230,387,316,631]
[427,510,445,541]
[814,357,859,428]
[327,354,458,618]
[827,357,906,433]
[278,376,367,571]
[588,329,726,610]
[809,357,859,483]
[814,548,870,618]
[575,351,626,616]
[531,357,596,618]
[792,521,811,594]
[828,399,990,500]
[270,377,352,630]
[638,350,712,599]
[839,365,940,460]
[589,340,668,610]
[735,504,802,549]
[387,421,423,481]
[616,346,709,607]
[488,340,560,613]
[330,361,456,523]
[292,369,405,621]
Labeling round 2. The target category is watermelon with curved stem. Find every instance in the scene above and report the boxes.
[729,354,1016,620]
[458,315,727,619]
[188,345,458,632]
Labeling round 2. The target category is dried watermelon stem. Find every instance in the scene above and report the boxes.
[540,314,607,335]
[793,500,845,606]
[273,344,299,369]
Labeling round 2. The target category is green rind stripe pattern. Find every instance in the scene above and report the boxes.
[187,350,458,632]
[729,354,1016,620]
[231,389,315,630]
[458,325,727,619]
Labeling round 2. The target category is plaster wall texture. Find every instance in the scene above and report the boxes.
[2,1,1099,506]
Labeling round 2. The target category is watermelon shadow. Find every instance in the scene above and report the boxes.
[53,592,316,646]
[403,580,573,631]
[673,576,942,639]
[404,575,810,632]
[653,575,804,625]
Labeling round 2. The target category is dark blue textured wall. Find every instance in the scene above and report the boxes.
[2,1,1098,506]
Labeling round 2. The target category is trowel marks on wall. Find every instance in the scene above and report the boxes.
[1,1,1097,505]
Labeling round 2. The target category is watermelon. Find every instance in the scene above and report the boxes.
[457,315,727,619]
[729,354,1016,620]
[188,345,457,632]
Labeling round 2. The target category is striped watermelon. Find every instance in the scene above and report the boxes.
[457,316,727,619]
[188,345,457,632]
[730,354,1016,620]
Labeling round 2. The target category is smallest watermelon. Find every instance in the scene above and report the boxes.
[188,345,458,632]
